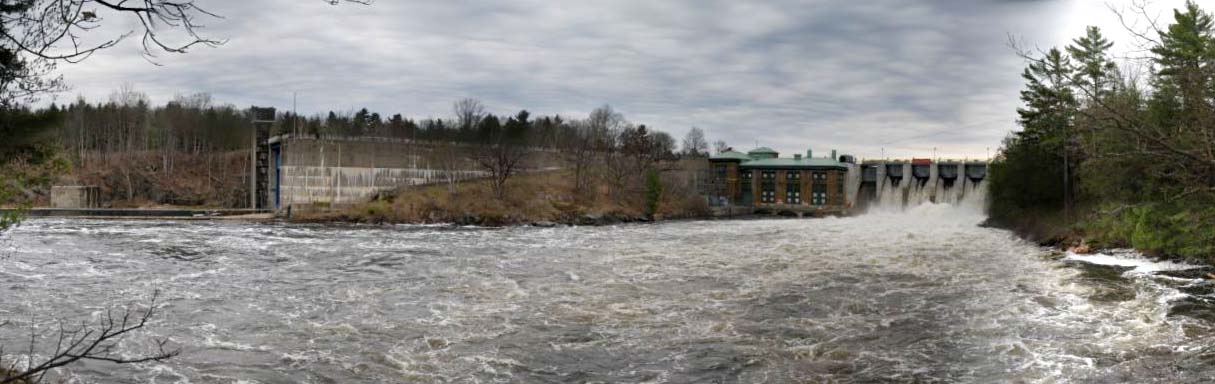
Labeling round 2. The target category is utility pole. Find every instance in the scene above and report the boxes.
[250,115,256,209]
[292,91,298,136]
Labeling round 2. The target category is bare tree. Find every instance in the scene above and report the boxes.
[601,124,674,203]
[713,140,729,154]
[453,98,485,135]
[432,140,464,194]
[561,105,622,197]
[652,131,676,161]
[681,127,708,157]
[472,111,531,199]
[0,0,367,104]
[588,105,626,197]
[560,120,596,197]
[0,291,178,384]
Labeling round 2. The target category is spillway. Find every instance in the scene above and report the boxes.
[858,160,987,211]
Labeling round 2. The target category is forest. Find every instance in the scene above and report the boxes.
[4,86,709,214]
[988,0,1215,261]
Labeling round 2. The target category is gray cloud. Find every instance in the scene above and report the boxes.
[53,0,1083,159]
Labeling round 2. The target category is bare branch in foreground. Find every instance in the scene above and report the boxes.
[0,290,179,384]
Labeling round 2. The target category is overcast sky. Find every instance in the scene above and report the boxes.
[53,0,1191,159]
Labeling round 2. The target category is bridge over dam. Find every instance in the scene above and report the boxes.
[856,159,988,210]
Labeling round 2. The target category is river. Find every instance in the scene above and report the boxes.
[2,204,1214,383]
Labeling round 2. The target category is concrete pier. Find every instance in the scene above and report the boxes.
[859,160,987,207]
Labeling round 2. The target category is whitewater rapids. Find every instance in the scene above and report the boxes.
[2,204,1214,382]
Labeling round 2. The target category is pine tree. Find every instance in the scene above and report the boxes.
[1150,0,1215,118]
[989,47,1079,222]
[644,168,663,219]
[1016,48,1078,149]
[1066,26,1117,98]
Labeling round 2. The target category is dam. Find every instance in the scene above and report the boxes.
[265,135,488,210]
[266,134,989,215]
[707,148,988,215]
[858,159,988,210]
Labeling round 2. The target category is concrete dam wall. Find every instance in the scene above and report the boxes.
[856,160,988,210]
[270,137,486,208]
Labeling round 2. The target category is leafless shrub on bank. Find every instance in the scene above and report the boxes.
[0,290,178,384]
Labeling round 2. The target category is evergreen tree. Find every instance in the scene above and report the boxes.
[505,110,531,143]
[1149,0,1215,119]
[369,112,383,136]
[477,114,502,143]
[351,108,371,136]
[1066,26,1117,98]
[989,47,1078,221]
[644,168,663,219]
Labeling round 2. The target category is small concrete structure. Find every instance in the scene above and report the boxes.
[50,186,100,208]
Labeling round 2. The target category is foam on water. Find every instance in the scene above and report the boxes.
[1064,250,1201,275]
[1,211,1214,382]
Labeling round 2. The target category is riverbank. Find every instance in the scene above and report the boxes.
[986,202,1215,267]
[289,170,712,227]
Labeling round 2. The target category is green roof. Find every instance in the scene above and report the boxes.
[710,150,751,161]
[739,157,846,170]
[748,147,778,154]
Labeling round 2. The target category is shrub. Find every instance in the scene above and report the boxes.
[1084,202,1215,262]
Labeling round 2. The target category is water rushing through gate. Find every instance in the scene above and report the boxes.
[3,203,1215,382]
[873,167,987,212]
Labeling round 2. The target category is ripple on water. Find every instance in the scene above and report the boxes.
[2,211,1215,382]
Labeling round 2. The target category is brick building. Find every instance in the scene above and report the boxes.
[708,147,852,213]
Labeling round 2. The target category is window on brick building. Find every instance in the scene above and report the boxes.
[760,171,776,203]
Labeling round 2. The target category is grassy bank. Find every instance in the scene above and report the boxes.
[291,169,710,226]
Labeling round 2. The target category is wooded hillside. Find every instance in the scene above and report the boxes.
[988,1,1215,261]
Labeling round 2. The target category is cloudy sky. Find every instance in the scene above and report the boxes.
[54,0,1191,159]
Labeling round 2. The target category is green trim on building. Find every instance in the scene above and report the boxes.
[747,147,778,155]
[710,150,752,161]
[739,158,847,170]
[746,147,779,160]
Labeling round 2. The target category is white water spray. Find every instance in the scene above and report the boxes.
[869,166,987,213]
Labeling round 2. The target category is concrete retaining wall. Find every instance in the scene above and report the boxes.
[50,186,100,208]
[272,138,485,208]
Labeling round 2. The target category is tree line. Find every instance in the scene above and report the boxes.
[49,89,715,156]
[988,0,1215,260]
[14,91,719,208]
